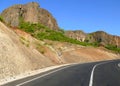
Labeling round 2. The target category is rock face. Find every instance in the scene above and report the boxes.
[65,30,120,47]
[1,2,59,30]
[87,31,120,47]
[65,30,86,42]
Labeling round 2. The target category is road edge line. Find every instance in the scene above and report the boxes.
[16,64,75,86]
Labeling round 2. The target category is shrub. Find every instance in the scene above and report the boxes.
[105,44,120,53]
[19,21,35,33]
[19,36,30,47]
[0,16,4,22]
[36,44,45,54]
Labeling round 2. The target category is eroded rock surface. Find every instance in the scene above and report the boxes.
[1,2,59,30]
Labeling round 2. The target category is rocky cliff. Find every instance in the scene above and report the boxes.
[65,30,86,42]
[86,31,120,47]
[1,2,59,30]
[1,2,119,47]
[65,30,120,47]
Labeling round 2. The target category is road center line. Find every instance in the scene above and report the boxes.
[88,61,113,86]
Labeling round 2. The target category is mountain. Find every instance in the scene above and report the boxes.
[65,30,86,42]
[1,2,59,30]
[87,31,120,47]
[1,2,120,48]
[65,30,120,48]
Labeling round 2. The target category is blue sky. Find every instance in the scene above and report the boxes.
[0,0,120,36]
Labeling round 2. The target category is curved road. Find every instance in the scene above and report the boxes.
[3,60,120,86]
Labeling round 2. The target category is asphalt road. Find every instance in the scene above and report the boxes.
[3,59,120,86]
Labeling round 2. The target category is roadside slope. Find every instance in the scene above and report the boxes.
[0,21,55,80]
[0,21,119,81]
[62,47,119,63]
[40,41,119,63]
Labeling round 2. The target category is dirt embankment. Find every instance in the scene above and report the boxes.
[0,21,56,80]
[62,47,119,63]
[43,41,119,63]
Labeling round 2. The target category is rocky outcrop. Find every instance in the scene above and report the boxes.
[87,31,120,47]
[1,2,59,30]
[2,2,119,47]
[65,30,120,47]
[65,30,86,42]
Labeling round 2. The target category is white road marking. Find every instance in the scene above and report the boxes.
[118,63,120,67]
[88,61,112,86]
[16,65,73,86]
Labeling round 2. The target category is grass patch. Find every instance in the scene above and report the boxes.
[19,36,30,47]
[105,44,120,53]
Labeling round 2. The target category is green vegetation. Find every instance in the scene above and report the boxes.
[36,44,45,54]
[19,36,30,47]
[0,16,4,22]
[19,20,100,47]
[59,28,65,34]
[19,19,120,53]
[105,44,120,53]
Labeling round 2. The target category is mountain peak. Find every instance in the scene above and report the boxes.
[25,2,40,7]
[1,2,59,30]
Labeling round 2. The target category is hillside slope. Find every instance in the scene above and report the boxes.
[44,41,119,63]
[0,21,56,79]
[0,21,119,81]
[65,30,120,48]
